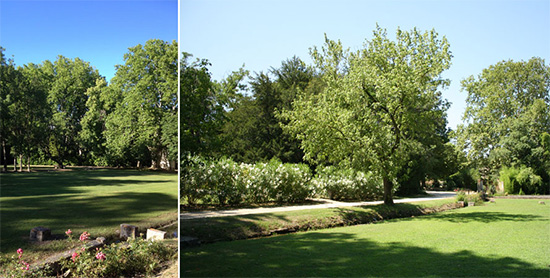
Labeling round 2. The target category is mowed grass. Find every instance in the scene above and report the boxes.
[182,199,550,277]
[0,168,178,257]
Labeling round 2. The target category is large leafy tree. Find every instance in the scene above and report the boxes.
[105,39,177,169]
[457,57,550,177]
[12,63,51,171]
[281,26,452,205]
[41,56,100,168]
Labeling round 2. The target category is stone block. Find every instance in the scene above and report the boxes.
[146,228,166,241]
[30,227,51,241]
[120,224,138,240]
[468,202,475,207]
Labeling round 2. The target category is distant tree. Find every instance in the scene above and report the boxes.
[180,52,248,157]
[457,57,550,177]
[281,26,452,205]
[222,56,314,163]
[105,39,178,169]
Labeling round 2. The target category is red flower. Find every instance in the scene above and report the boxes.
[79,231,90,241]
[95,251,106,261]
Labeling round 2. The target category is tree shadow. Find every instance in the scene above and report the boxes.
[428,211,545,223]
[182,231,549,277]
[0,169,174,197]
[1,191,177,253]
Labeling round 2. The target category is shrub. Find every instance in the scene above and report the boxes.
[500,166,543,195]
[456,190,466,202]
[60,238,175,277]
[181,156,312,205]
[312,166,384,201]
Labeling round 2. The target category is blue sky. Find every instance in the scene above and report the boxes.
[1,0,177,82]
[181,0,550,130]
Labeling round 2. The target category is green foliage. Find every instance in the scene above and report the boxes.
[42,56,101,167]
[311,166,384,201]
[105,39,178,168]
[280,26,452,205]
[221,56,314,164]
[446,167,479,191]
[457,57,550,182]
[59,238,175,278]
[500,165,544,194]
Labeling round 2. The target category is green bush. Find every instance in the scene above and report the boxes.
[181,156,312,205]
[312,166,384,201]
[500,166,543,195]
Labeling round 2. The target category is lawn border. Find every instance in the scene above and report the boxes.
[181,200,462,247]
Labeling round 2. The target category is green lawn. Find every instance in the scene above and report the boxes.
[0,168,178,258]
[182,199,550,277]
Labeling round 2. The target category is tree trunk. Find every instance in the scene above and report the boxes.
[27,155,31,172]
[13,157,17,172]
[137,160,141,168]
[383,177,394,205]
[19,154,23,172]
[2,141,7,172]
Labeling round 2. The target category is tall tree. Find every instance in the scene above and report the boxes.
[0,47,19,171]
[79,77,109,165]
[457,57,550,176]
[37,56,100,168]
[281,26,452,205]
[11,63,51,171]
[180,52,248,157]
[222,57,314,163]
[105,39,178,169]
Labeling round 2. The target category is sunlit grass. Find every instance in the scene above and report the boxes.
[182,199,550,277]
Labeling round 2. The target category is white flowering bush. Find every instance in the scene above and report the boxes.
[181,156,313,205]
[312,166,384,201]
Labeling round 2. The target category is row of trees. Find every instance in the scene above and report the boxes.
[182,25,549,204]
[0,39,178,171]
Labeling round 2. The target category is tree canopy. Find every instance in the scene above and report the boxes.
[281,26,452,204]
[0,40,178,171]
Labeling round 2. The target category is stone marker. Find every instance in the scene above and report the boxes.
[468,202,475,207]
[120,224,138,240]
[539,201,546,205]
[30,227,51,242]
[146,228,166,241]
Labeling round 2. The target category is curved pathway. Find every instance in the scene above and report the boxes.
[181,191,456,220]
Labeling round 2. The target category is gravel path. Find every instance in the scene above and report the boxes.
[181,191,456,220]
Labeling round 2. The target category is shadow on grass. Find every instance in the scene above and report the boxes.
[1,191,177,253]
[0,169,173,197]
[429,211,545,223]
[182,232,549,277]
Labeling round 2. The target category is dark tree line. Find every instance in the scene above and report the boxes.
[0,39,178,171]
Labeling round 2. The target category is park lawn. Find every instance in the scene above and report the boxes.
[182,199,550,277]
[0,168,178,260]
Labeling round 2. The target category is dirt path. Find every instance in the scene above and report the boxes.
[181,191,456,220]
